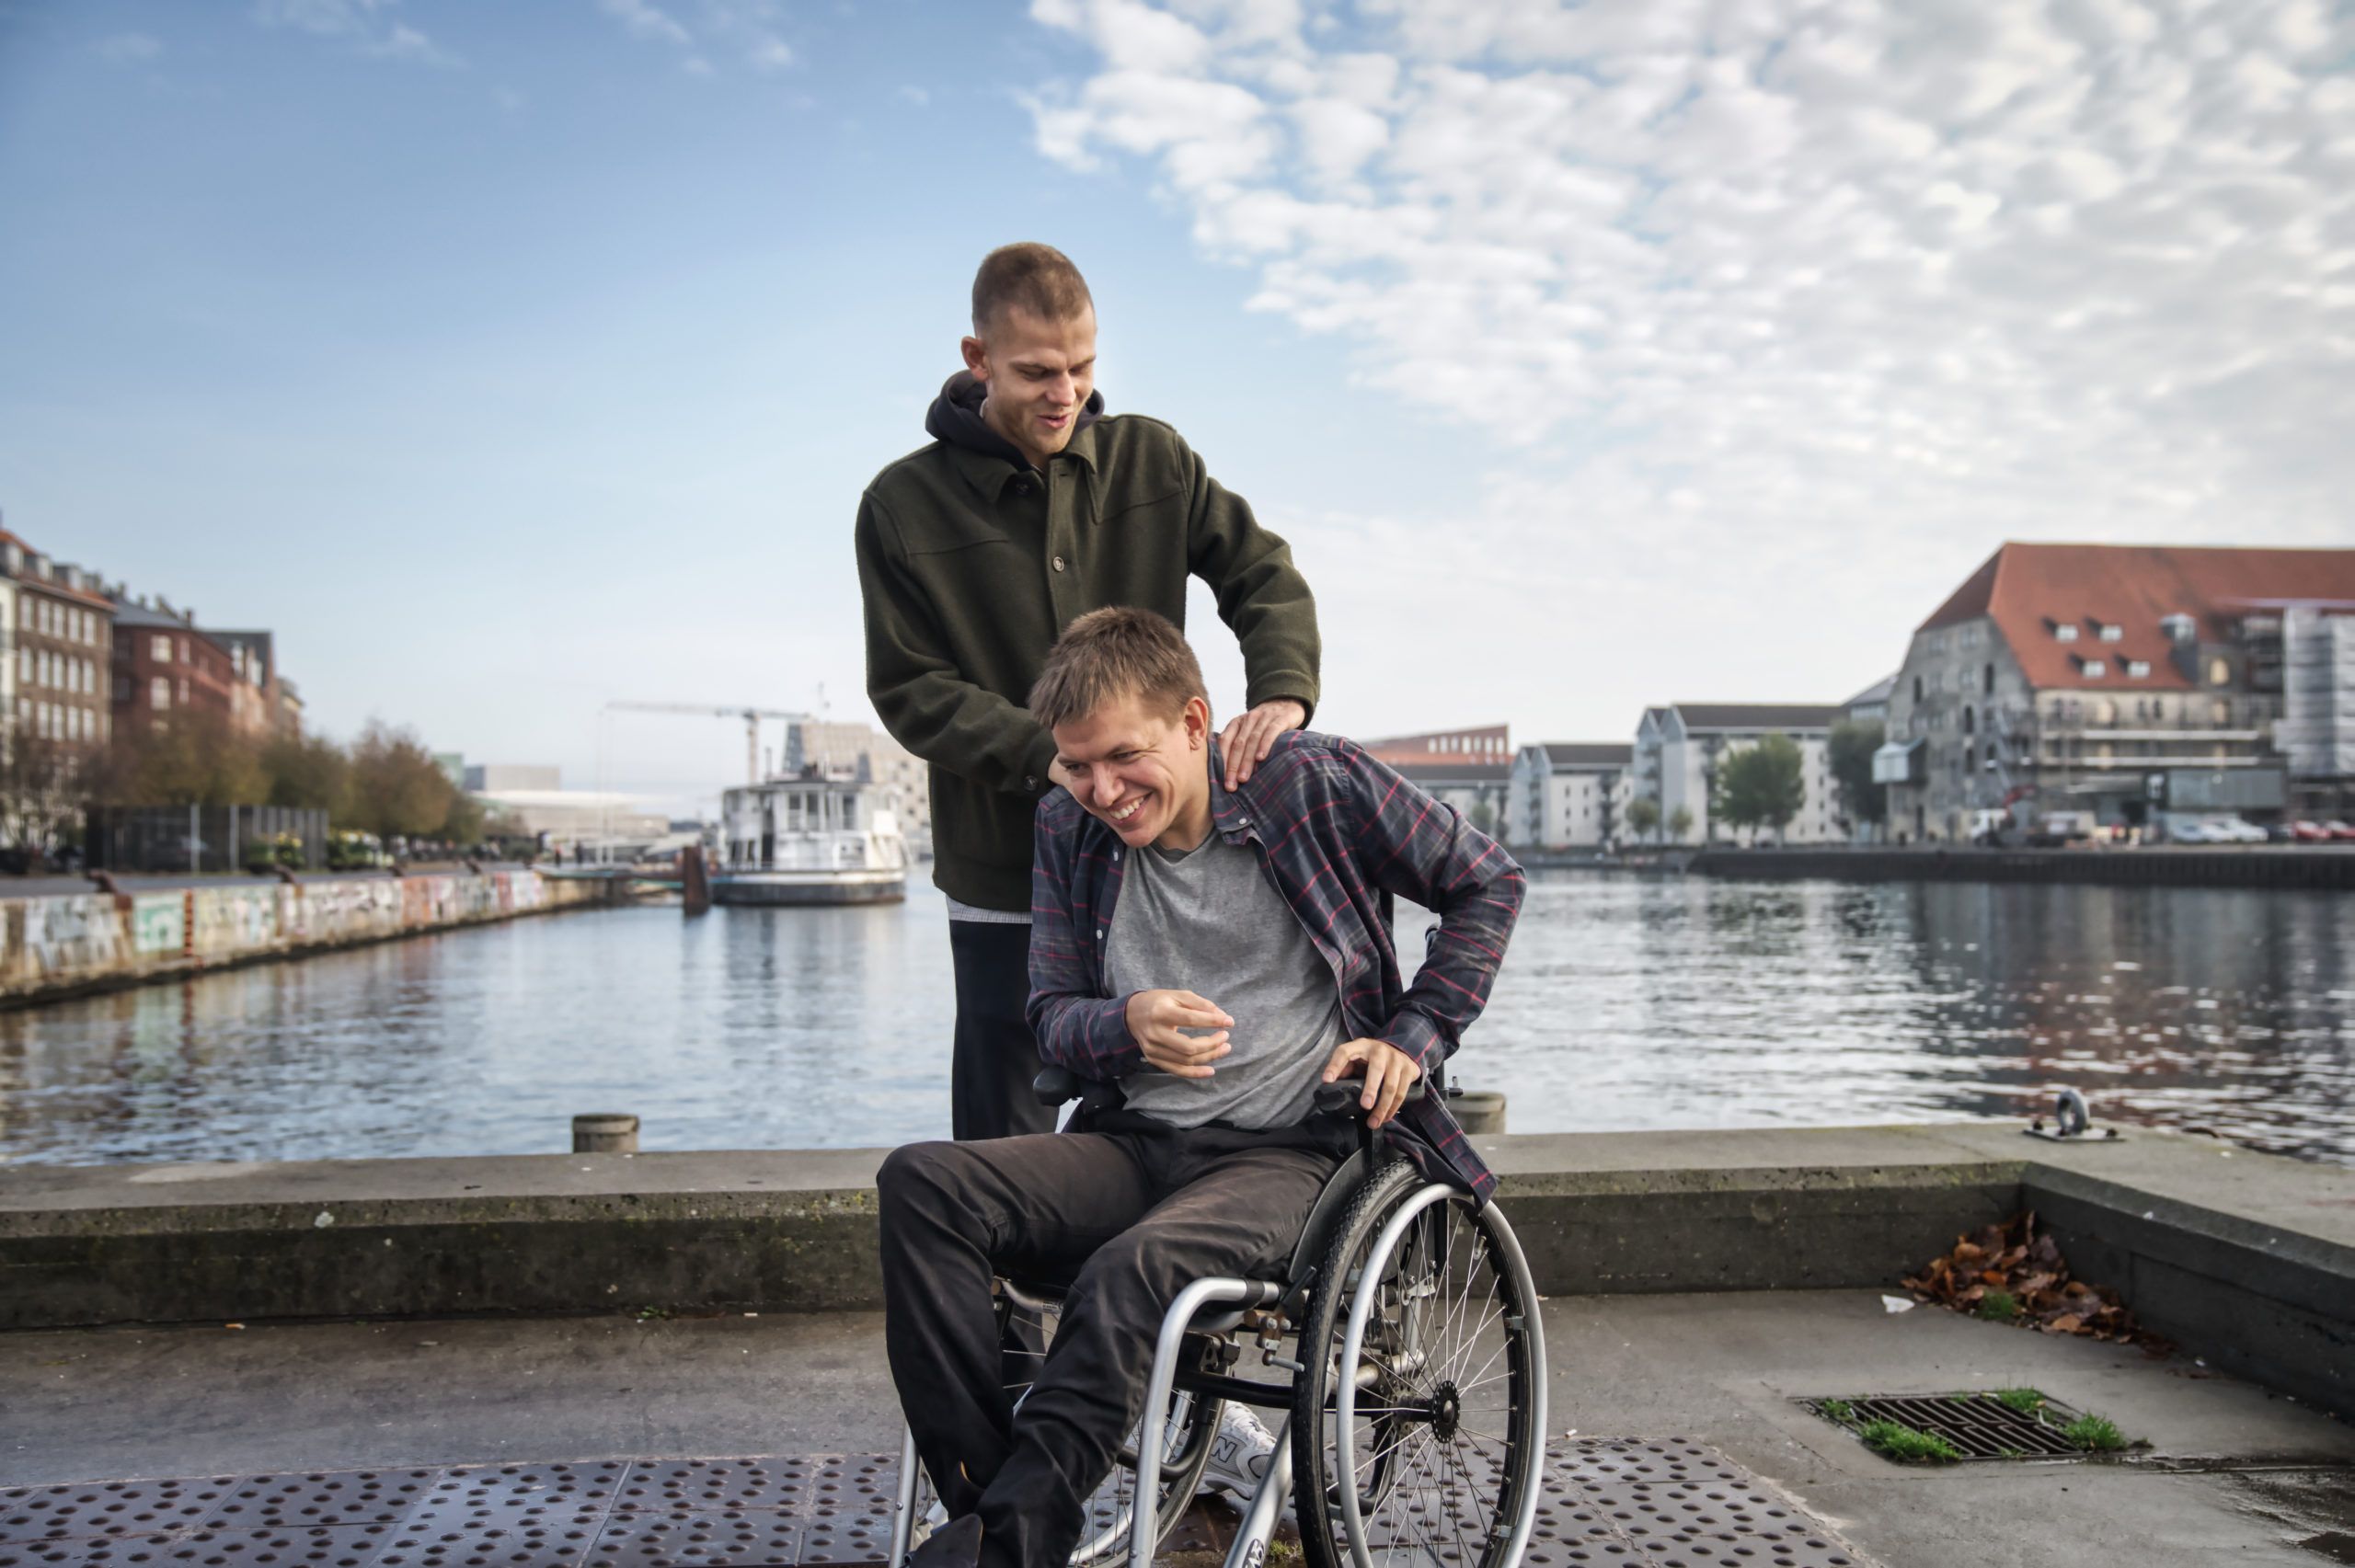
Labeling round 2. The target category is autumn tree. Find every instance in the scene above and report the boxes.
[342,720,461,840]
[0,736,85,853]
[262,732,350,815]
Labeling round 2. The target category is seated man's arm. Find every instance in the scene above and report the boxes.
[1342,738,1526,1084]
[1024,799,1145,1082]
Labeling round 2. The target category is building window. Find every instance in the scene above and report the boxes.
[151,677,170,710]
[2208,656,2230,686]
[2097,623,2122,642]
[2126,660,2150,678]
[153,635,172,663]
[2082,660,2106,678]
[2054,624,2078,642]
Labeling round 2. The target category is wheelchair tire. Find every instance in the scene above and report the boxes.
[899,1293,1222,1568]
[1288,1159,1547,1568]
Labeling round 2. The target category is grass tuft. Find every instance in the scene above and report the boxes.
[2062,1413,2126,1452]
[1859,1420,1963,1463]
[1975,1289,2021,1322]
[1817,1398,1856,1425]
[1991,1387,2046,1415]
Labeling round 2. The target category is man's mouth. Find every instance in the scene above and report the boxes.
[1107,793,1149,825]
[1040,413,1070,429]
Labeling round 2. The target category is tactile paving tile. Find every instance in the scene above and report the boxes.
[6,1438,1874,1568]
[584,1509,801,1568]
[0,1480,235,1543]
[81,1525,400,1567]
[206,1473,440,1531]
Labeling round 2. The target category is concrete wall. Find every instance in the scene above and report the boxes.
[0,869,604,1005]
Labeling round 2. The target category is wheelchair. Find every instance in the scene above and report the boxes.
[887,1068,1548,1568]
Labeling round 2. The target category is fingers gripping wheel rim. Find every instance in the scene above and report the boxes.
[1289,1162,1547,1568]
[897,1293,1221,1568]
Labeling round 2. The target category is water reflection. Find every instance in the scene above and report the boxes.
[0,875,2347,1167]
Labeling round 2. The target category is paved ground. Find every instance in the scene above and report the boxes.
[5,1291,2350,1567]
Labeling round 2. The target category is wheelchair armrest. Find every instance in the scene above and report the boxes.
[1033,1064,1085,1107]
[1313,1076,1428,1118]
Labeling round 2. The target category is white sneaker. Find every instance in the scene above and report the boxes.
[1201,1403,1279,1498]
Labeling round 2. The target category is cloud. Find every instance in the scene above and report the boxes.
[1028,0,2355,735]
[98,32,163,64]
[596,0,798,74]
[252,0,457,65]
[599,0,694,48]
[897,84,932,107]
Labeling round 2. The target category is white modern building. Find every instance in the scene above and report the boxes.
[1633,704,1844,844]
[1507,743,1633,850]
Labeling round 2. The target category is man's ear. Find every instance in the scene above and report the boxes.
[959,334,988,381]
[1184,695,1212,749]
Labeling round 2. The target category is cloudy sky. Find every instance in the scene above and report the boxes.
[2,0,2349,811]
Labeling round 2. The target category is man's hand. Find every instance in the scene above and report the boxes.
[1219,699,1307,789]
[1047,757,1077,794]
[1320,1036,1422,1128]
[1125,989,1234,1080]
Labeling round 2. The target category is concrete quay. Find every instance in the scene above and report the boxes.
[1689,843,2355,889]
[5,1289,2350,1567]
[0,866,623,1010]
[4,1123,2349,1425]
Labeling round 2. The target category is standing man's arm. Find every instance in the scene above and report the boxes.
[856,491,1063,795]
[1174,431,1322,787]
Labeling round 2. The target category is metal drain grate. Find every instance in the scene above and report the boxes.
[0,1440,1874,1568]
[1807,1394,2089,1459]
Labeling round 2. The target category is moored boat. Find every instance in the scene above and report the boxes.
[714,772,908,906]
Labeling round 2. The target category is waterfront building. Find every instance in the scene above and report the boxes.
[206,629,300,738]
[1878,543,2355,841]
[109,598,235,739]
[1361,726,1513,836]
[1507,743,1633,850]
[1633,704,1844,844]
[465,763,562,793]
[1843,675,1896,727]
[0,533,117,754]
[785,719,931,855]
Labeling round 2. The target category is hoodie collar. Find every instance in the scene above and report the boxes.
[926,371,1103,500]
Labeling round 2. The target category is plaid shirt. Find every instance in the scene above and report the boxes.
[1027,730,1524,1203]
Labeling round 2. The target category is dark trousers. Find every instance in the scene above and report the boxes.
[949,920,1054,1141]
[877,1123,1351,1568]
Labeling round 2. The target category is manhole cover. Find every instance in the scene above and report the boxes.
[1804,1393,2093,1460]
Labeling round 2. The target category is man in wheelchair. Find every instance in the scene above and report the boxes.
[878,606,1524,1568]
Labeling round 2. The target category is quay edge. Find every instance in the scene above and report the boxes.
[2,1123,2348,1423]
[0,867,628,1010]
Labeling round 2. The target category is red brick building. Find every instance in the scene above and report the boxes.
[1,532,116,755]
[109,597,236,738]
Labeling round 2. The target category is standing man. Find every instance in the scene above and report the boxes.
[856,242,1322,1142]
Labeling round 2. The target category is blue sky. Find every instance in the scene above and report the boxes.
[3,0,2349,812]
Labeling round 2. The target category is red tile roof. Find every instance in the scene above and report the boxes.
[1922,542,2355,692]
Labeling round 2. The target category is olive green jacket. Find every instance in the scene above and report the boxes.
[856,406,1320,910]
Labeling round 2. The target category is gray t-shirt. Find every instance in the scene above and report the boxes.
[1105,829,1345,1129]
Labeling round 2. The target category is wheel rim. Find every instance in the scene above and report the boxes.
[1332,1185,1545,1568]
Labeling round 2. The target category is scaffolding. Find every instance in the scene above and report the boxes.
[2281,607,2355,779]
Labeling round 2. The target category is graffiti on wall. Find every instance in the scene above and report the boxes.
[23,895,130,979]
[131,895,186,956]
[190,887,279,959]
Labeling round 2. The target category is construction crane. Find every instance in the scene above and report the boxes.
[603,701,811,785]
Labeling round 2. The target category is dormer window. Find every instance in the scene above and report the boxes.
[2080,659,2107,679]
[2095,621,2122,642]
[2126,660,2150,679]
[2051,621,2079,642]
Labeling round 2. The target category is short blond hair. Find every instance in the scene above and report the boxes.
[971,243,1095,335]
[1028,607,1206,730]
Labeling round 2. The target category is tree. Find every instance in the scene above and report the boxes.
[1626,796,1661,844]
[1714,734,1806,844]
[343,720,460,840]
[97,712,268,807]
[262,732,350,815]
[0,736,84,853]
[1827,720,1887,833]
[1668,805,1694,843]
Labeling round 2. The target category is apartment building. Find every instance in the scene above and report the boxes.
[0,533,116,753]
[1633,704,1844,843]
[1507,743,1633,850]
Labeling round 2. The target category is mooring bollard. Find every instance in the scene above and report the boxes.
[1452,1091,1507,1136]
[573,1113,640,1153]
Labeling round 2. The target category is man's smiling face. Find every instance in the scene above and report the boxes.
[964,303,1097,469]
[1051,690,1212,853]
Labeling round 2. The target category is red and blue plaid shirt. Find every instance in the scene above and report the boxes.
[1027,730,1524,1203]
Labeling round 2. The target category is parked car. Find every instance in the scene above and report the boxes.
[2211,818,2268,843]
[2292,820,2333,842]
[2329,821,2355,841]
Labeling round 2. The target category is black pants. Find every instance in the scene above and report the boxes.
[877,1123,1352,1568]
[949,920,1054,1141]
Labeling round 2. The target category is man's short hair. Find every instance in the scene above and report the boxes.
[971,243,1095,335]
[1029,607,1207,731]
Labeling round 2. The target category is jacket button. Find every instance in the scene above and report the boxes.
[1051,555,1067,572]
[1026,775,1038,790]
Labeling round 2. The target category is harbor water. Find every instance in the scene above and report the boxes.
[1,874,2348,1168]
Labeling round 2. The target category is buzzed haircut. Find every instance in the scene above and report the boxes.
[971,243,1095,336]
[1029,607,1208,731]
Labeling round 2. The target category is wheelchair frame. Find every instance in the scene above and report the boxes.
[886,1075,1548,1568]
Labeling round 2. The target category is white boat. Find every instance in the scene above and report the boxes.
[714,772,908,906]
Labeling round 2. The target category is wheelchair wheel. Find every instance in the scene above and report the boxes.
[1289,1160,1547,1568]
[900,1288,1222,1567]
